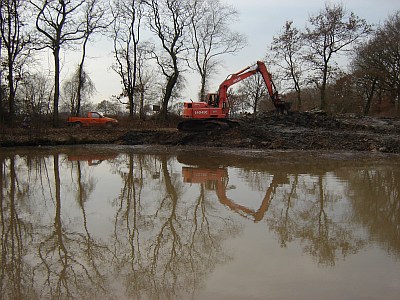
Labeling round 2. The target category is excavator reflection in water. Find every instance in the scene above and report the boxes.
[182,166,288,222]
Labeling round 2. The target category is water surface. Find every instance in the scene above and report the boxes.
[1,145,399,299]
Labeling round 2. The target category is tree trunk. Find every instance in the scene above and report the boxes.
[160,71,179,122]
[7,54,15,125]
[294,75,302,111]
[131,44,138,119]
[320,65,328,110]
[139,87,145,120]
[53,46,60,127]
[0,38,3,123]
[200,73,206,101]
[0,87,3,123]
[363,79,376,115]
[76,37,88,116]
[128,92,135,117]
[296,89,302,111]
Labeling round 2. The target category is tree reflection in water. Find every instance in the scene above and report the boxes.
[266,173,367,266]
[178,151,400,267]
[110,153,239,299]
[0,147,399,299]
[339,166,400,257]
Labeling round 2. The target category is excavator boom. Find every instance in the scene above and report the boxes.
[218,61,277,104]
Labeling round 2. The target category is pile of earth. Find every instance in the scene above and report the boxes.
[1,111,399,153]
[120,111,400,153]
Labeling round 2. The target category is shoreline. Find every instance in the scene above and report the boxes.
[1,112,400,153]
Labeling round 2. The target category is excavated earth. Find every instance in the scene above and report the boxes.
[1,111,400,153]
[119,112,400,153]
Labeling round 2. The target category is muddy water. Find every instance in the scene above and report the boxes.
[1,145,399,300]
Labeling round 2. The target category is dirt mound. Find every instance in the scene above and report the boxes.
[2,112,400,153]
[239,111,400,133]
[119,111,400,153]
[240,111,343,130]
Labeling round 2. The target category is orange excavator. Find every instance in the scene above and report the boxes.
[182,166,288,222]
[177,60,291,131]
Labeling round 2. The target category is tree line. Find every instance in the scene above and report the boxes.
[237,4,399,116]
[1,0,399,127]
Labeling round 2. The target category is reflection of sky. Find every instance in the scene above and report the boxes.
[81,161,122,238]
[200,223,399,300]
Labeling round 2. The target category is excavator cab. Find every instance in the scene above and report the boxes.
[207,93,220,107]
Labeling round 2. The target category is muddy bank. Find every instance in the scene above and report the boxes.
[1,112,400,153]
[0,127,127,147]
[120,112,400,153]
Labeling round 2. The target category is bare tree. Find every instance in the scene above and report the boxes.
[31,0,87,126]
[135,43,156,120]
[145,0,192,121]
[17,72,53,117]
[190,0,246,101]
[237,73,268,114]
[375,12,400,110]
[96,99,122,115]
[351,11,400,115]
[62,66,95,115]
[351,40,383,115]
[0,0,31,124]
[76,0,110,116]
[304,3,370,111]
[111,0,143,119]
[271,21,305,110]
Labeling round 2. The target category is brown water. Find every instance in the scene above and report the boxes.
[1,145,399,300]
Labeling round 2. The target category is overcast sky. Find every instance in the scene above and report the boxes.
[63,0,399,105]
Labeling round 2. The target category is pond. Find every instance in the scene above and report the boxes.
[1,145,399,300]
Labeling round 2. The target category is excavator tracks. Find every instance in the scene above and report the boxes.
[177,119,240,132]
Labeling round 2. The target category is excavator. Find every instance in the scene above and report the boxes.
[182,166,288,222]
[177,60,291,131]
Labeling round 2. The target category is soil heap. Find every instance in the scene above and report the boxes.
[1,111,400,153]
[120,111,400,153]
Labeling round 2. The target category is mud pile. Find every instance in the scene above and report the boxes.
[120,111,400,153]
[1,112,399,153]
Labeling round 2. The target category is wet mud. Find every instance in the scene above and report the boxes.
[120,112,400,153]
[1,112,400,153]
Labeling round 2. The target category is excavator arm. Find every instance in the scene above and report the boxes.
[256,61,280,102]
[181,166,286,222]
[218,61,280,105]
